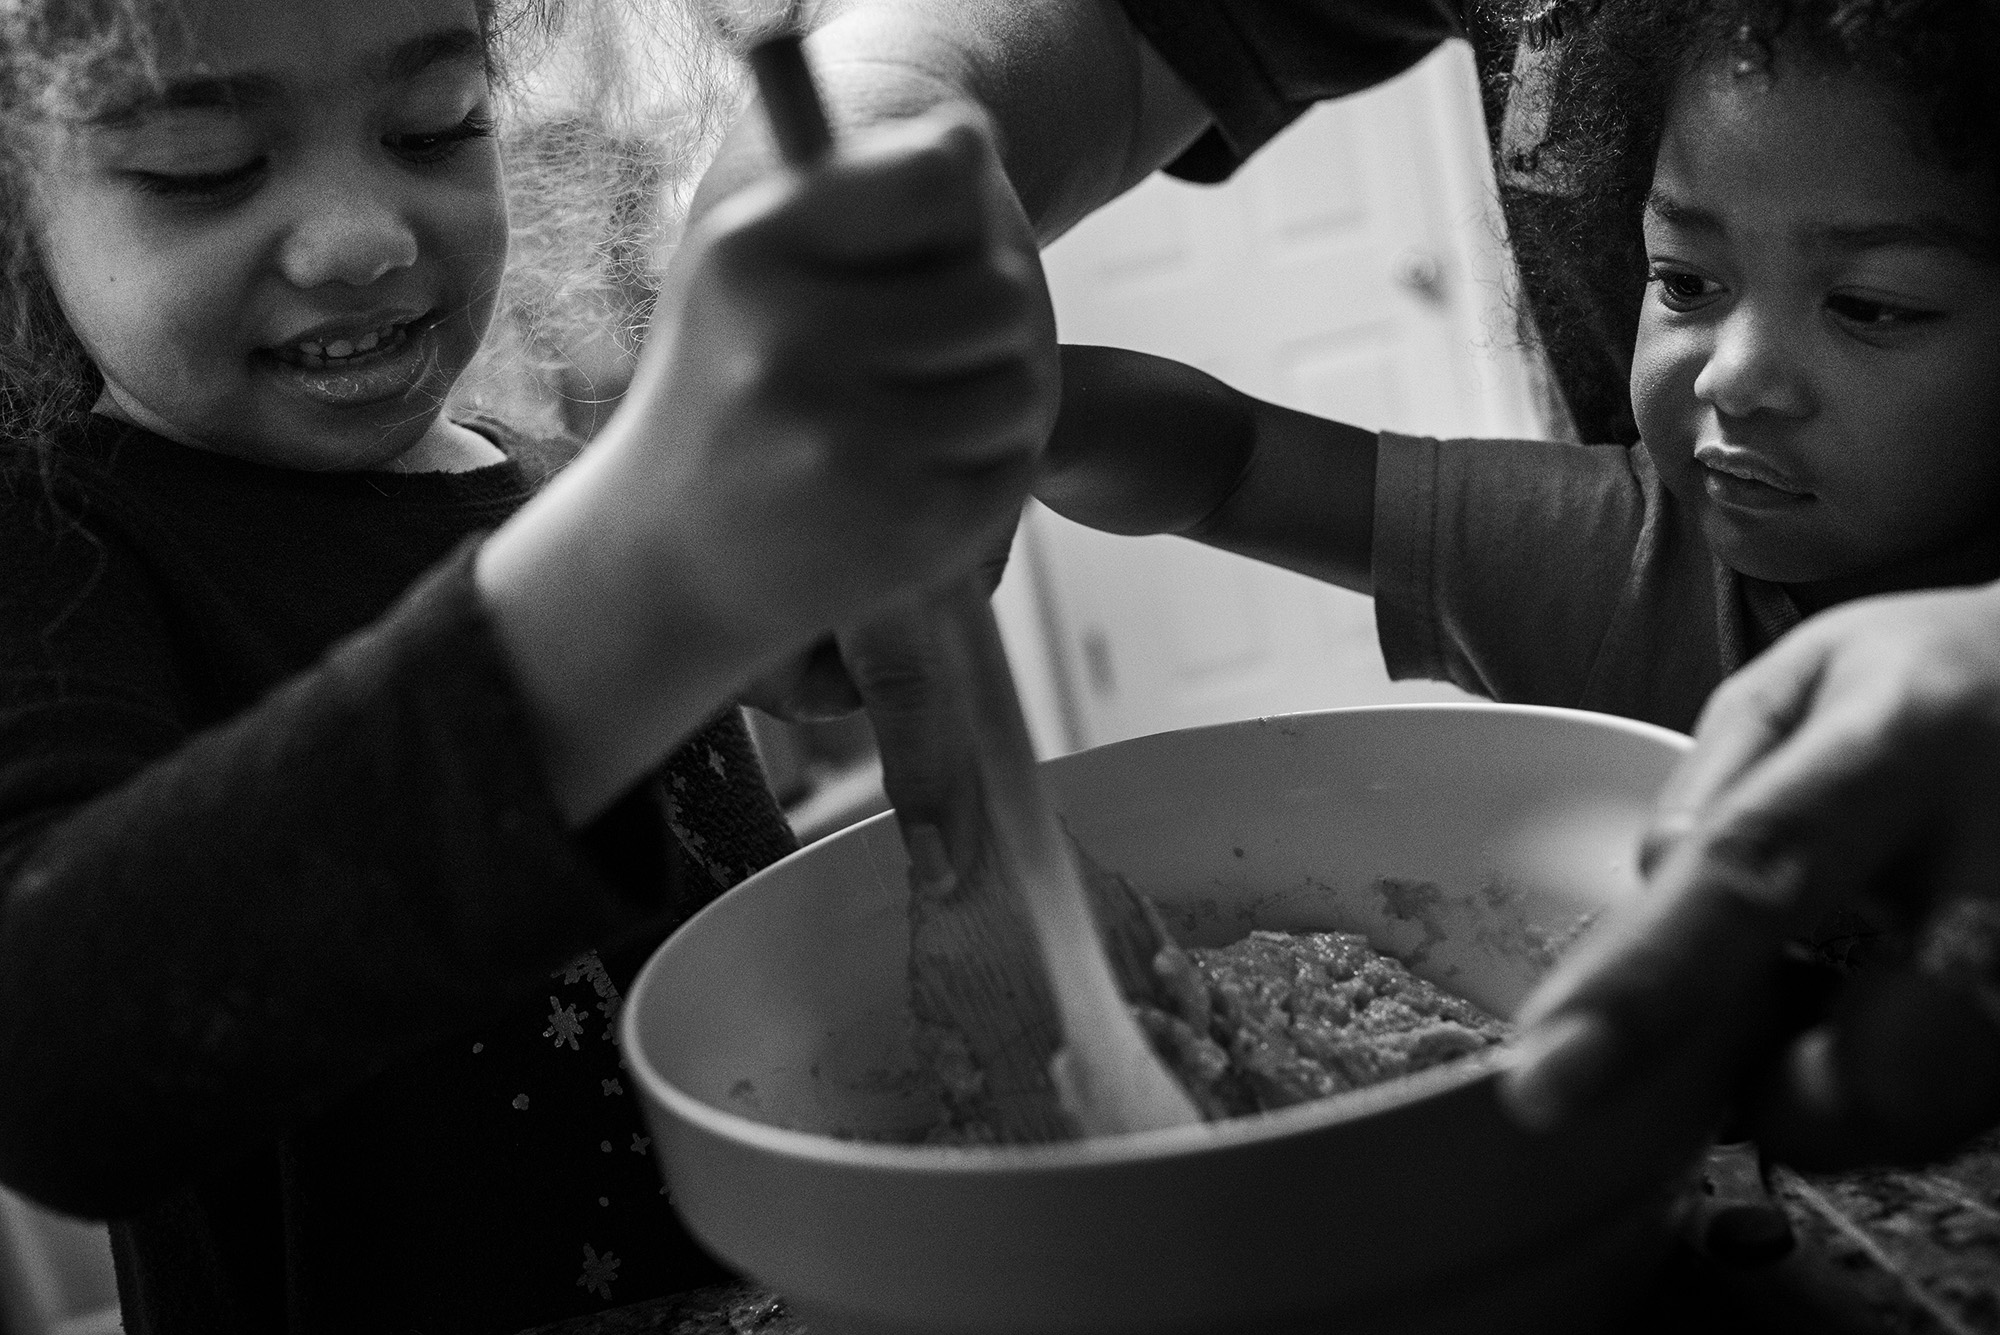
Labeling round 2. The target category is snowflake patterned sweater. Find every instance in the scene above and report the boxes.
[0,418,799,1335]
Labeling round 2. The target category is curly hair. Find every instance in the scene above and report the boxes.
[0,0,740,472]
[1471,0,2000,443]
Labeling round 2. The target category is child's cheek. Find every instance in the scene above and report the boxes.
[27,178,144,364]
[1629,311,1703,470]
[437,157,511,347]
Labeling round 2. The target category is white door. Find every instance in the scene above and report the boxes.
[1004,41,1548,753]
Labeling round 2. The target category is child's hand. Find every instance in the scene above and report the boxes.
[1038,344,1377,592]
[639,105,1056,642]
[477,106,1057,822]
[1037,346,1258,537]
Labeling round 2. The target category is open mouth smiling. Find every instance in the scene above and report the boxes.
[258,309,451,408]
[265,310,437,370]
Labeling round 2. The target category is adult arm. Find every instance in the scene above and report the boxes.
[691,0,1215,246]
[1502,582,2000,1168]
[693,0,1464,239]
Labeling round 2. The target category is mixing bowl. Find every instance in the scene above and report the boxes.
[623,704,1716,1334]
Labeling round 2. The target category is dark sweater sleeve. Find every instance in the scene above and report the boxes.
[0,530,686,1219]
[1116,0,1463,183]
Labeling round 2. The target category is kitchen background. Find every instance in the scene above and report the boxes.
[768,40,1553,841]
[0,39,1550,1335]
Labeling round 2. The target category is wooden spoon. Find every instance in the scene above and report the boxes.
[708,7,1202,1135]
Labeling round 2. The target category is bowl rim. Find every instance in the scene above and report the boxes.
[622,702,1691,1173]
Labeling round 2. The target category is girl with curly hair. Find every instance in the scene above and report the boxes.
[1037,0,2000,734]
[0,0,1052,1329]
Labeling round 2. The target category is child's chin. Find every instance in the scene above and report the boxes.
[231,411,448,474]
[1700,511,1834,587]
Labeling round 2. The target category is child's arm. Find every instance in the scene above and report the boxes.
[1037,344,1379,593]
[0,108,1049,1218]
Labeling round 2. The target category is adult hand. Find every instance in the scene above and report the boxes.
[1501,581,2000,1169]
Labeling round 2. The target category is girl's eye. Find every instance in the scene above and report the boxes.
[389,111,495,165]
[128,159,265,204]
[1647,265,1720,312]
[1825,292,1937,333]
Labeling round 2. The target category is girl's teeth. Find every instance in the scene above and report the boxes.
[291,323,402,363]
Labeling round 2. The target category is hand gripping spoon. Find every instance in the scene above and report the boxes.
[701,1,1202,1136]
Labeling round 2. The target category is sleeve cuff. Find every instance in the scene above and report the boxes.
[1120,0,1463,183]
[1124,0,1298,179]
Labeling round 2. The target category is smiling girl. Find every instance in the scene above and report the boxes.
[1036,0,2000,733]
[29,17,512,472]
[0,0,1053,1330]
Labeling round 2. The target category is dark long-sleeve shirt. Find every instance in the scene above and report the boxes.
[0,417,797,1334]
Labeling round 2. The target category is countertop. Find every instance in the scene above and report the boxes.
[519,1132,2000,1335]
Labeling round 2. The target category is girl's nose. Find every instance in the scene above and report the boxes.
[1692,306,1814,420]
[277,174,419,290]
